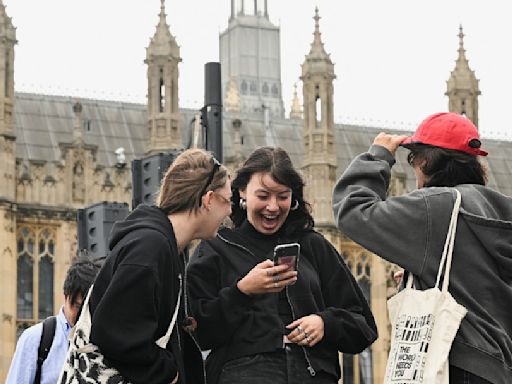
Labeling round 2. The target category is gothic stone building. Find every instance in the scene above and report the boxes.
[1,1,512,383]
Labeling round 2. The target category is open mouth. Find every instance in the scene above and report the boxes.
[261,213,279,230]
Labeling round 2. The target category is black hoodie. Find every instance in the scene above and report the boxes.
[89,205,204,384]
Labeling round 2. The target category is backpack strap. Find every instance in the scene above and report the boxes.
[34,316,57,384]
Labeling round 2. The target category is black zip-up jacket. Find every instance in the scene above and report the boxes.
[88,205,204,384]
[187,225,378,384]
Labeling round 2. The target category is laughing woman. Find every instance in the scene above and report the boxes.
[187,146,378,384]
[64,149,232,384]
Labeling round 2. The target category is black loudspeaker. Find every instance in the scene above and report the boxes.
[77,202,130,259]
[131,150,181,209]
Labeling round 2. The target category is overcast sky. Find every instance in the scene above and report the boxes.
[5,0,512,140]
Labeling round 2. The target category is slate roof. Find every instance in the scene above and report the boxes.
[14,92,512,197]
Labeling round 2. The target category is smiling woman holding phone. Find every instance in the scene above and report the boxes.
[187,146,378,384]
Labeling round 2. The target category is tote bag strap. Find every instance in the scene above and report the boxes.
[434,189,462,292]
[156,273,182,348]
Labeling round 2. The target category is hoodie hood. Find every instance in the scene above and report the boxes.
[458,184,512,283]
[108,204,175,251]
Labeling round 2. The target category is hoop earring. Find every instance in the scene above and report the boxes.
[239,198,247,210]
[290,199,299,211]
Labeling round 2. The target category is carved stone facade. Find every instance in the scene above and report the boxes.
[0,2,500,383]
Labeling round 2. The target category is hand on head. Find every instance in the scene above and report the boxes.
[373,132,409,156]
[237,259,297,295]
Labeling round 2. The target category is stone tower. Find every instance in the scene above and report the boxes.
[446,25,480,128]
[220,0,285,117]
[145,0,182,154]
[301,8,337,232]
[0,0,16,378]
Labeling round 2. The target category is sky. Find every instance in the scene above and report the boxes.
[4,0,512,140]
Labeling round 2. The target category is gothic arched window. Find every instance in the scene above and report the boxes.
[271,84,279,97]
[241,80,248,95]
[16,226,56,338]
[343,252,373,384]
[262,82,269,95]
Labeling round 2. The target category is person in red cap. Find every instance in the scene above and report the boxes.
[332,112,512,384]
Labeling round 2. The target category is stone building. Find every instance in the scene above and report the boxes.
[1,0,511,382]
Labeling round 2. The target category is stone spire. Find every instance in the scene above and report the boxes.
[306,7,332,64]
[446,25,480,128]
[289,83,302,119]
[0,0,17,202]
[224,76,241,113]
[147,0,180,59]
[301,8,337,230]
[0,0,17,136]
[145,0,182,154]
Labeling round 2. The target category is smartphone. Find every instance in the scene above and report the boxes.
[273,243,300,271]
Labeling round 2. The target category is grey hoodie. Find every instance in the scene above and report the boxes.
[332,145,512,384]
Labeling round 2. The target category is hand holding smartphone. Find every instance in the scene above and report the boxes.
[273,243,300,271]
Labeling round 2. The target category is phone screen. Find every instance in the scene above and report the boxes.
[273,243,300,271]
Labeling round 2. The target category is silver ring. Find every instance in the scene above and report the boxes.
[273,282,278,288]
[266,270,272,277]
[306,336,311,343]
[296,326,303,333]
[272,275,280,283]
[304,332,309,340]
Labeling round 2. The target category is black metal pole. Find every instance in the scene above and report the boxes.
[204,62,223,161]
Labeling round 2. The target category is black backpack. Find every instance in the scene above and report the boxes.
[34,316,57,384]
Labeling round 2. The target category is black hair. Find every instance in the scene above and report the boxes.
[406,144,487,187]
[63,251,102,305]
[231,146,314,233]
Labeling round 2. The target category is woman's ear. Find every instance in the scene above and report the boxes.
[202,190,214,210]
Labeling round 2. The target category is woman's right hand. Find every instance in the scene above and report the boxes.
[237,259,297,295]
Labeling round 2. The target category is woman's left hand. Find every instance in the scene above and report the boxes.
[286,315,325,347]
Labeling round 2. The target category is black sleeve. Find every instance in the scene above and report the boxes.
[90,232,178,384]
[312,234,378,354]
[186,241,255,350]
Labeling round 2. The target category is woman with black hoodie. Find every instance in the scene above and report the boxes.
[85,149,232,384]
[187,147,378,384]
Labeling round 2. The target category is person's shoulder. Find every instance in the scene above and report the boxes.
[300,228,327,244]
[16,322,43,349]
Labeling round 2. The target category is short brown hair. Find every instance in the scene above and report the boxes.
[157,149,228,215]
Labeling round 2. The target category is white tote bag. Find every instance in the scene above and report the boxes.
[57,274,182,384]
[384,190,468,384]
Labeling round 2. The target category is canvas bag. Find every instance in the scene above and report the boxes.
[57,274,182,384]
[384,190,468,384]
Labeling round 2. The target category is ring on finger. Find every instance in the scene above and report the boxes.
[304,331,309,340]
[273,282,278,288]
[306,335,311,343]
[266,270,272,277]
[296,325,303,334]
[272,275,280,283]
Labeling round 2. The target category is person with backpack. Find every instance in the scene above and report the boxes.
[6,255,100,384]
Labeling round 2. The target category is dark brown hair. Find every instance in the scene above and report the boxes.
[157,148,228,214]
[407,144,487,187]
[231,146,314,232]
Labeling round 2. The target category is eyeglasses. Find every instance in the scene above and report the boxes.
[199,157,221,206]
[214,191,232,205]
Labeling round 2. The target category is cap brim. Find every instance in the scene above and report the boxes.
[399,136,419,149]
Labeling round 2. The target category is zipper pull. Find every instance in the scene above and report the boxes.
[307,365,316,377]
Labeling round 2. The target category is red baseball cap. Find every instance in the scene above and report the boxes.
[400,112,488,156]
